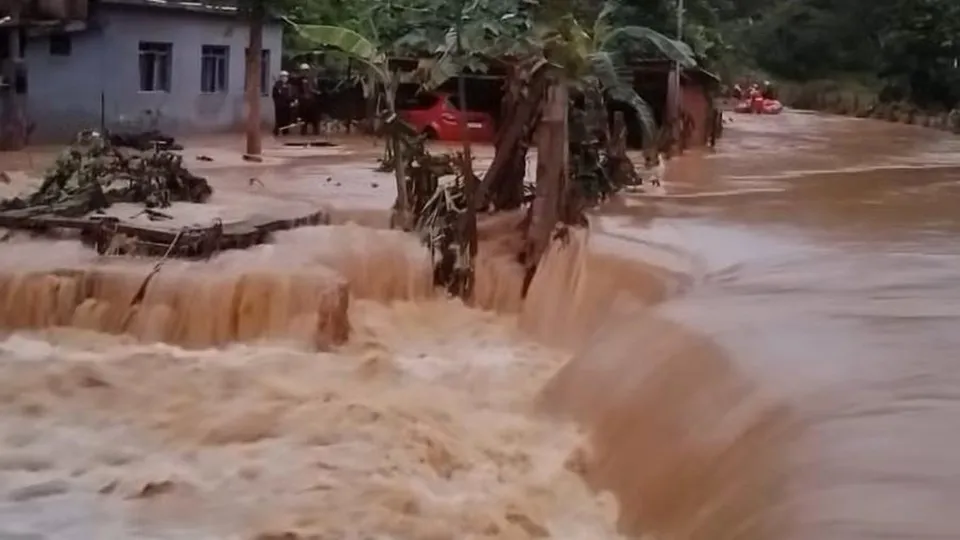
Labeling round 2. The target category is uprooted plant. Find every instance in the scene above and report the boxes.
[0,130,212,217]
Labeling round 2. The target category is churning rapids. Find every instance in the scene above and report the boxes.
[2,111,960,540]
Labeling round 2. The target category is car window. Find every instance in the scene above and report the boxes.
[444,94,485,112]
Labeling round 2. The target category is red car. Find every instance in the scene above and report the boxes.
[397,92,497,142]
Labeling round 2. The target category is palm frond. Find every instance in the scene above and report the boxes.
[287,22,392,86]
[290,23,386,64]
[588,51,657,146]
[600,26,697,67]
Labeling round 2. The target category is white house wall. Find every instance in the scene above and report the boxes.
[25,5,282,142]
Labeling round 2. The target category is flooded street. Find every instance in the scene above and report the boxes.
[1,111,960,539]
[592,111,960,539]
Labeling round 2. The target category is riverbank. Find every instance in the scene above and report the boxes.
[774,79,960,133]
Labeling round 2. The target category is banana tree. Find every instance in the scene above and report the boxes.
[407,0,696,288]
[499,1,698,282]
[546,2,698,150]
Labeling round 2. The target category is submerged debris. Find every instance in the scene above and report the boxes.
[0,130,212,218]
[108,129,182,152]
[384,125,471,296]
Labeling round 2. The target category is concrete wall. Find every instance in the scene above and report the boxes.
[25,5,282,142]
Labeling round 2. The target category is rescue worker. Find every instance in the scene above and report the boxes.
[762,80,777,100]
[293,63,320,136]
[271,70,295,136]
[732,83,743,100]
[748,83,763,114]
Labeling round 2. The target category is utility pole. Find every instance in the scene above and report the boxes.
[243,0,265,162]
[672,0,684,149]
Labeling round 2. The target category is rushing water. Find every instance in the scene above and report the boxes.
[1,111,960,539]
[591,112,960,540]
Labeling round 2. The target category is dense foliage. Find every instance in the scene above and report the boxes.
[283,0,960,110]
[711,0,959,109]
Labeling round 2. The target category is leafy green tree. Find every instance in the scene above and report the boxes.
[705,0,959,109]
[877,0,960,107]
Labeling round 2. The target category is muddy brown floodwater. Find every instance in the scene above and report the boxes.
[1,112,959,540]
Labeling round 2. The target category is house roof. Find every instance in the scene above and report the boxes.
[102,0,240,17]
[0,0,255,26]
[625,58,721,85]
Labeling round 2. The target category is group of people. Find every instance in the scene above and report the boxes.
[731,80,777,101]
[271,63,321,137]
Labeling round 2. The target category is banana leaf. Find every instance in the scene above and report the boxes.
[292,24,385,64]
[588,51,658,147]
[600,26,697,67]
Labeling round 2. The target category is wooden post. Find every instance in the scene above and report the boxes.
[243,0,264,162]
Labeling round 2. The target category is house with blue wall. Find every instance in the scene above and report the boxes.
[11,0,283,143]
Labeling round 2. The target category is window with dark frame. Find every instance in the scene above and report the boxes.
[200,45,229,93]
[260,49,270,96]
[139,41,172,92]
[246,48,271,95]
[0,31,27,60]
[49,33,71,56]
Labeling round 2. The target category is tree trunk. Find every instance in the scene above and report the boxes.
[523,77,568,292]
[384,83,411,230]
[478,61,549,210]
[0,23,27,151]
[243,2,264,161]
[389,133,411,229]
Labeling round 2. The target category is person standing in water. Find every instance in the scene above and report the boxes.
[271,71,295,136]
